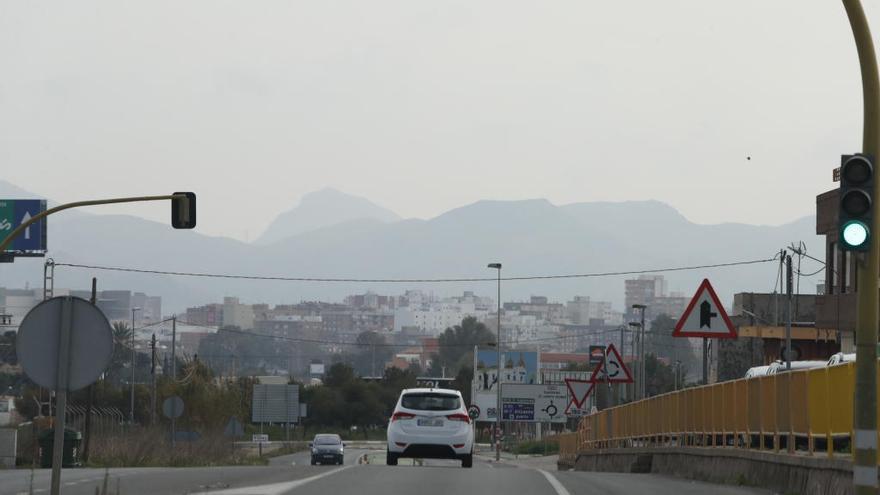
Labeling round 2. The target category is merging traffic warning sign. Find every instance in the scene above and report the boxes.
[672,278,737,339]
[589,343,633,384]
[564,378,594,409]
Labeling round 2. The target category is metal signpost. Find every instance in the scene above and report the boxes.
[16,297,113,495]
[162,396,184,448]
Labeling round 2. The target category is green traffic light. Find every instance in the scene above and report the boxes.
[842,220,870,248]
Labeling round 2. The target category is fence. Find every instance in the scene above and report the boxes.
[558,362,863,463]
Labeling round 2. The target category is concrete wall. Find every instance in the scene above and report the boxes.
[560,447,855,495]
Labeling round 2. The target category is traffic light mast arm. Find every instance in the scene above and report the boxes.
[0,194,186,253]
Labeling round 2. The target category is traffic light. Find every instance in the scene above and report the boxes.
[839,154,874,251]
[171,192,196,229]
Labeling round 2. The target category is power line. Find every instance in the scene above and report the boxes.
[52,257,778,284]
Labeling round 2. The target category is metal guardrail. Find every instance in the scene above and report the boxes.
[559,362,863,463]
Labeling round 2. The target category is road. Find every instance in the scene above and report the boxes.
[0,451,773,495]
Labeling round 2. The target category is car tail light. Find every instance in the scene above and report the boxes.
[447,413,470,423]
[391,411,416,422]
[395,442,408,447]
[453,444,465,448]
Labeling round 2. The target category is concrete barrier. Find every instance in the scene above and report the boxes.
[559,447,856,495]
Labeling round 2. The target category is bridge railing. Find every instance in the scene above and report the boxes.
[558,362,861,461]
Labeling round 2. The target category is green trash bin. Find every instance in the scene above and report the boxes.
[38,429,82,468]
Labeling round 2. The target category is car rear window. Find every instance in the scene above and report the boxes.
[315,436,341,445]
[401,393,460,411]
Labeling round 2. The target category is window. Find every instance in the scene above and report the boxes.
[401,393,461,411]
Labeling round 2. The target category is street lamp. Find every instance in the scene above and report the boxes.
[130,307,141,424]
[487,262,502,462]
[627,321,641,400]
[631,304,647,400]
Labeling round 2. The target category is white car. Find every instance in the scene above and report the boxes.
[386,388,474,468]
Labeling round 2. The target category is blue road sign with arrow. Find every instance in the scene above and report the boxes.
[0,199,47,254]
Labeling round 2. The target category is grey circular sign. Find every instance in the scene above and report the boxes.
[16,296,113,391]
[163,396,184,419]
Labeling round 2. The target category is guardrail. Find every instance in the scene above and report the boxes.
[559,361,862,463]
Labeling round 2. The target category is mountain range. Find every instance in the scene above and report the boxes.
[0,180,823,313]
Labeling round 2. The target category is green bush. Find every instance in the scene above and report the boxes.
[510,438,560,455]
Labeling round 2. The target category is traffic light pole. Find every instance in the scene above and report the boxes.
[0,194,189,254]
[843,1,880,493]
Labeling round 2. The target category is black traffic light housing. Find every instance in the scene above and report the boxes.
[839,154,874,251]
[171,192,196,229]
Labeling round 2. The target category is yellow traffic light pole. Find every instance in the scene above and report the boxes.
[0,194,188,254]
[844,1,880,493]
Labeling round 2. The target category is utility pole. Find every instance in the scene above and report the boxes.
[776,249,784,325]
[844,1,880,493]
[150,333,157,426]
[639,308,646,399]
[785,254,793,371]
[619,326,625,402]
[130,307,140,424]
[171,316,177,379]
[487,262,502,462]
[82,277,97,464]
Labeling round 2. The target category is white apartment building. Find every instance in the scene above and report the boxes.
[394,300,490,334]
[565,296,622,325]
[222,296,255,330]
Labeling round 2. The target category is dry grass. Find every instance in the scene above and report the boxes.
[88,427,266,468]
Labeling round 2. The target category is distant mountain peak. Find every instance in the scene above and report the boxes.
[255,188,401,244]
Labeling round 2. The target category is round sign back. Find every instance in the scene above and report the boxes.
[163,396,184,419]
[16,296,113,391]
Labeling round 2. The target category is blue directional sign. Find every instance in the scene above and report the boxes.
[0,199,47,254]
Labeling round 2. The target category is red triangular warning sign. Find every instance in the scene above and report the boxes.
[589,343,633,384]
[672,279,737,339]
[564,378,594,408]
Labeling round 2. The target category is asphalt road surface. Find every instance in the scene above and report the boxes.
[0,452,773,495]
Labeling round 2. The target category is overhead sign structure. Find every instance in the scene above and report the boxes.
[588,344,633,384]
[672,279,737,339]
[564,379,594,409]
[0,199,47,255]
[500,383,568,423]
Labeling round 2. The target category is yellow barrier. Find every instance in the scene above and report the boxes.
[557,362,868,462]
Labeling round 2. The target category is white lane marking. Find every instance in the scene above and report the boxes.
[194,465,352,495]
[538,469,572,495]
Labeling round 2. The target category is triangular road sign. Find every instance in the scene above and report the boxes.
[564,398,590,417]
[564,378,594,409]
[672,278,737,339]
[589,343,633,383]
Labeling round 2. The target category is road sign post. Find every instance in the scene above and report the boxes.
[673,279,736,385]
[163,396,184,449]
[16,297,113,495]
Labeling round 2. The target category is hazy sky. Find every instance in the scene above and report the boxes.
[1,1,877,240]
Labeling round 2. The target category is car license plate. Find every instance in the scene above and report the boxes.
[417,418,443,427]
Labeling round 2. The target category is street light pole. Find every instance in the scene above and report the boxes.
[631,304,647,399]
[488,263,502,462]
[130,307,141,424]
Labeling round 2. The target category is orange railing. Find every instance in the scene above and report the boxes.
[558,362,861,461]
